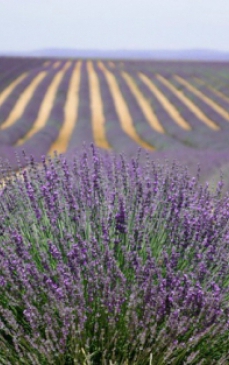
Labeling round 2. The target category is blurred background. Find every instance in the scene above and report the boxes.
[0,0,229,192]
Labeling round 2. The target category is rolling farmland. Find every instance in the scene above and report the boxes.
[1,56,229,363]
[0,56,229,187]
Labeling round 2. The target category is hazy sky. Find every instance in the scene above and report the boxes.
[0,0,229,53]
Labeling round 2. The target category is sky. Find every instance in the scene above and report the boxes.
[0,0,229,54]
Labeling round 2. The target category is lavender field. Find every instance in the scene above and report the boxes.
[0,56,229,189]
[1,56,229,364]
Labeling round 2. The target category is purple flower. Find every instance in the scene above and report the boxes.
[0,145,229,363]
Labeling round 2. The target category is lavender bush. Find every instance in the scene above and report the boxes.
[0,144,229,364]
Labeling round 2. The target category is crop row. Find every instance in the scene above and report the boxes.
[0,58,229,166]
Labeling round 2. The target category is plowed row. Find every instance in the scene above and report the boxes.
[0,57,229,166]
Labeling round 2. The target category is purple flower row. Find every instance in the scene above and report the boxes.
[93,62,149,155]
[18,62,75,159]
[0,62,55,127]
[0,57,46,93]
[0,63,64,146]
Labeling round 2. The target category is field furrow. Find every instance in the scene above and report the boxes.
[87,61,111,149]
[121,71,165,133]
[18,62,75,157]
[49,61,82,156]
[0,73,28,108]
[174,75,229,122]
[66,62,94,150]
[108,61,115,68]
[156,74,220,130]
[16,61,72,146]
[142,73,214,135]
[53,61,61,69]
[184,78,229,128]
[203,84,229,104]
[0,67,64,145]
[196,73,229,94]
[98,61,154,150]
[0,64,52,125]
[138,72,191,131]
[111,68,184,150]
[171,76,229,130]
[0,58,45,91]
[93,62,141,154]
[206,87,229,111]
[191,77,229,109]
[0,56,229,171]
[125,71,193,139]
[0,71,47,130]
[43,61,51,67]
[126,71,209,149]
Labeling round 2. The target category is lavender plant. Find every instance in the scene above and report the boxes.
[0,145,229,364]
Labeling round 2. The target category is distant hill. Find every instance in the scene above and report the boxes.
[1,49,229,61]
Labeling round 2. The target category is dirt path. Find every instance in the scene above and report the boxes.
[139,73,191,131]
[194,77,229,104]
[174,75,229,122]
[43,61,51,67]
[87,61,111,149]
[156,74,219,131]
[16,61,72,146]
[52,61,61,69]
[0,73,28,108]
[121,72,165,133]
[98,61,154,151]
[108,61,115,68]
[208,86,229,104]
[48,61,82,156]
[0,72,47,130]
